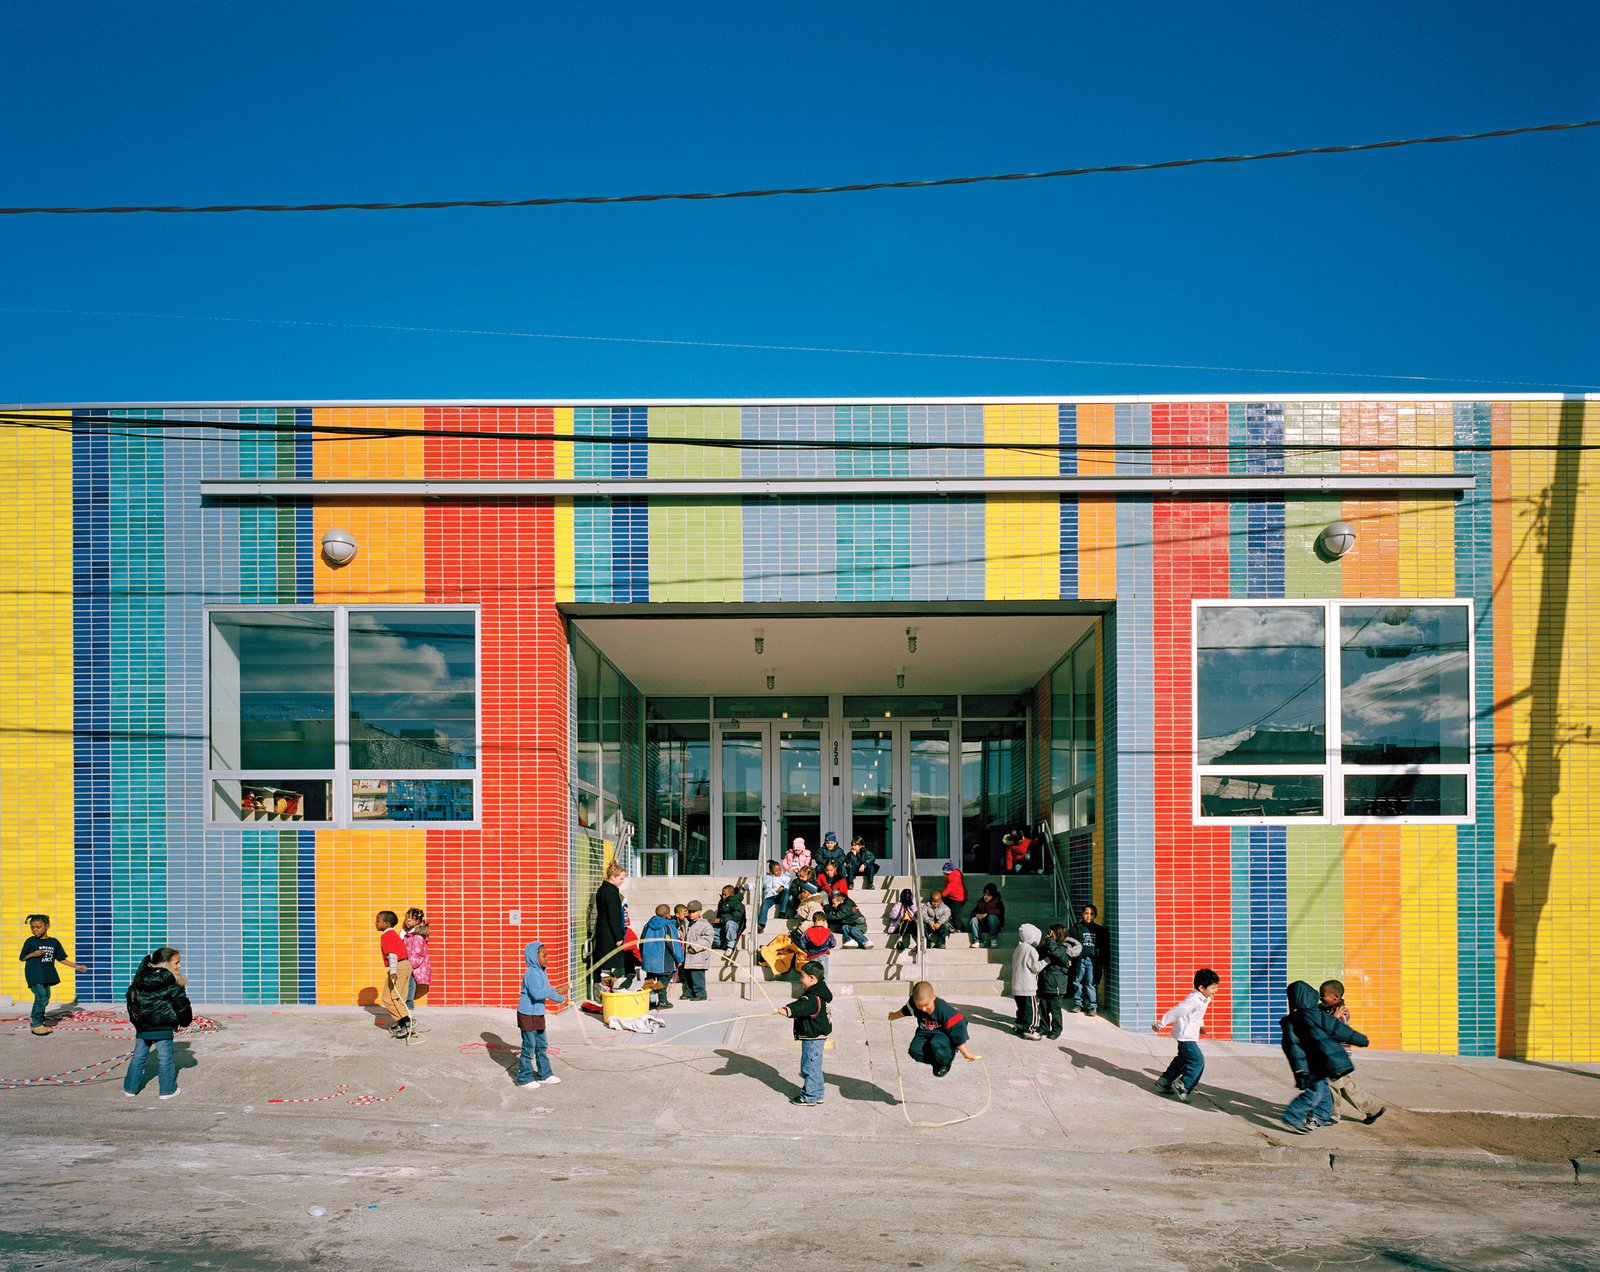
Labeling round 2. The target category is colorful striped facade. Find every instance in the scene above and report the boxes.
[0,397,1594,1062]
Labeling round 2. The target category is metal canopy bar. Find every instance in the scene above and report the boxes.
[201,474,1475,498]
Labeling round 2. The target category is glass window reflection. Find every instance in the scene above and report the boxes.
[1340,605,1470,765]
[209,611,336,770]
[1197,606,1326,765]
[348,613,476,769]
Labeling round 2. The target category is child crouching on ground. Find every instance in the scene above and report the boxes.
[888,980,978,1078]
[1010,923,1046,1039]
[1152,967,1220,1102]
[886,888,918,950]
[779,961,832,1106]
[516,939,564,1089]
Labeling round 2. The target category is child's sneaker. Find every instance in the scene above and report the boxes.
[1023,1031,1043,1041]
[1170,1079,1190,1102]
[1155,1075,1173,1092]
[540,1074,561,1085]
[31,1025,52,1036]
[789,1095,822,1106]
[932,1061,953,1078]
[1281,1118,1311,1134]
[159,1088,182,1100]
[1363,1108,1386,1125]
[515,1078,543,1089]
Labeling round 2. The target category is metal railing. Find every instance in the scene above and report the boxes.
[905,809,926,983]
[748,819,769,1000]
[1037,820,1075,924]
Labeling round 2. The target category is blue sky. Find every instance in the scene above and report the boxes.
[2,1,1596,401]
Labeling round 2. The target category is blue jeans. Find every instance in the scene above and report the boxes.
[124,1037,177,1096]
[856,861,878,888]
[1073,959,1098,1013]
[840,924,869,948]
[908,1029,954,1071]
[758,894,784,927]
[516,1029,550,1085]
[1160,1040,1205,1093]
[1284,1079,1334,1126]
[30,983,51,1028]
[969,914,1001,944]
[714,919,740,949]
[798,1037,825,1103]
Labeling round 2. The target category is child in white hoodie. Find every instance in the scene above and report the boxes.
[1152,967,1221,1102]
[1010,923,1047,1039]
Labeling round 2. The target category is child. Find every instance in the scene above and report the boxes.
[1070,903,1110,1017]
[825,889,872,949]
[402,907,431,1013]
[758,861,792,931]
[968,884,1005,949]
[886,888,919,948]
[1279,984,1333,1133]
[814,830,847,880]
[817,861,849,898]
[794,917,836,975]
[1279,978,1382,1129]
[1152,967,1221,1102]
[782,836,811,876]
[122,946,192,1099]
[673,903,691,995]
[779,960,832,1106]
[713,884,746,950]
[791,870,827,927]
[1037,922,1081,1040]
[373,911,414,1038]
[1010,923,1046,1039]
[515,939,565,1089]
[923,891,953,949]
[940,859,968,929]
[845,835,879,890]
[1001,827,1034,874]
[1318,979,1385,1124]
[682,901,715,1001]
[639,904,683,1010]
[19,914,84,1036]
[887,981,978,1078]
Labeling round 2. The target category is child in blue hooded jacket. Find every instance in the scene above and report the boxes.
[516,939,565,1089]
[639,904,684,1010]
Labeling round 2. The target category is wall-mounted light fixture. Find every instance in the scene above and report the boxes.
[754,628,765,656]
[1316,521,1356,561]
[321,528,359,566]
[766,670,776,690]
[906,627,918,653]
[895,666,906,689]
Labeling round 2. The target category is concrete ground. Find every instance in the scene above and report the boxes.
[1,994,1596,1271]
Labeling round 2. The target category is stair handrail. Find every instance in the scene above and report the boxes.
[905,807,926,983]
[1037,819,1074,924]
[749,818,768,998]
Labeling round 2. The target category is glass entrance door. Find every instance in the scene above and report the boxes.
[716,723,831,870]
[845,720,957,876]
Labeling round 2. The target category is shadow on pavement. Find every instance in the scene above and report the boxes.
[708,1047,897,1105]
[1056,1043,1286,1131]
[480,1031,519,1077]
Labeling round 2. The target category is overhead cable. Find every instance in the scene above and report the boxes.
[1,120,1595,217]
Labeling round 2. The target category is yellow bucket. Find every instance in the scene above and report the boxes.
[599,988,651,1019]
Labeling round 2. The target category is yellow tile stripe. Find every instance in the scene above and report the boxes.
[985,495,1059,600]
[1399,826,1459,1053]
[983,403,1058,476]
[0,415,75,1002]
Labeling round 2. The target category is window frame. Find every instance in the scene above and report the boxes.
[1192,598,1474,826]
[205,604,482,830]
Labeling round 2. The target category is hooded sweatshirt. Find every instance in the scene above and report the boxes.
[1010,923,1047,995]
[1285,980,1368,1079]
[518,940,566,1026]
[638,912,684,975]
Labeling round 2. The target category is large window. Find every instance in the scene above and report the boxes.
[1195,600,1473,824]
[1050,632,1097,837]
[208,607,478,827]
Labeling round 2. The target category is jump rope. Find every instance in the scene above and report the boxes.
[0,1009,227,1090]
[558,928,991,1127]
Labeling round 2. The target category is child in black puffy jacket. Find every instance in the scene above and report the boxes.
[123,947,193,1100]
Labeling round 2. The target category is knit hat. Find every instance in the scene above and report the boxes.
[792,837,806,851]
[823,831,838,843]
[942,860,957,872]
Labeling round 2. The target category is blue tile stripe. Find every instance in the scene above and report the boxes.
[72,416,112,1001]
[1455,401,1495,1056]
[1111,497,1154,1028]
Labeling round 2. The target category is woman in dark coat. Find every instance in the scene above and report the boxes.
[590,862,628,989]
[123,946,193,1099]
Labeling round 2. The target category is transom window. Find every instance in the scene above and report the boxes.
[207,606,479,828]
[1194,600,1473,824]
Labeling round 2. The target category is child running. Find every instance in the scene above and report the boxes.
[778,961,832,1106]
[888,981,978,1078]
[515,939,564,1089]
[1152,967,1220,1102]
[19,914,84,1036]
[1280,979,1379,1132]
[1318,979,1386,1124]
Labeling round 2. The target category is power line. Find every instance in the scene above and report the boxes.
[6,306,1596,391]
[2,408,1595,453]
[2,120,1595,217]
